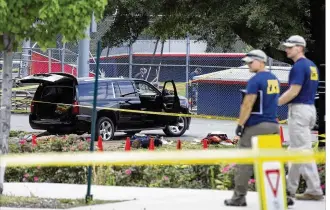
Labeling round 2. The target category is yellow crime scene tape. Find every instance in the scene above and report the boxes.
[29,100,324,129]
[28,99,240,121]
[0,148,325,168]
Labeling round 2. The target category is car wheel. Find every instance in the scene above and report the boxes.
[163,116,187,137]
[96,116,115,141]
[125,130,141,136]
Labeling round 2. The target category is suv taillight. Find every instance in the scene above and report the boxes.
[72,100,79,115]
[30,101,35,113]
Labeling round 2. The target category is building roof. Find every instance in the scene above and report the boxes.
[193,65,291,84]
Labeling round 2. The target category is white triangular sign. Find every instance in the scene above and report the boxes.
[265,169,280,197]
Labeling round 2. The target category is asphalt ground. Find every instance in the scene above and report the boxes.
[10,114,291,142]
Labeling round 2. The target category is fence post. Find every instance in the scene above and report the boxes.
[185,33,190,99]
[78,26,90,78]
[268,57,273,72]
[48,49,52,73]
[21,39,30,77]
[61,43,66,73]
[129,42,133,78]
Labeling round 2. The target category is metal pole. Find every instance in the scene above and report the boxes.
[85,40,101,203]
[61,43,66,73]
[48,49,51,73]
[22,39,30,77]
[129,42,133,78]
[78,26,90,77]
[185,34,190,99]
[268,57,273,72]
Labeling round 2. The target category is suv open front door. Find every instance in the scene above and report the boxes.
[161,80,181,124]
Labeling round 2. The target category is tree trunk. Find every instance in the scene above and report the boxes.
[0,39,14,194]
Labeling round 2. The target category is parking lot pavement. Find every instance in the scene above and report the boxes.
[10,114,293,142]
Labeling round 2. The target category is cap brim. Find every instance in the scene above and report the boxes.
[282,42,296,47]
[242,57,254,63]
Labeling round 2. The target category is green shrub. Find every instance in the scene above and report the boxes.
[5,135,325,195]
[6,135,91,184]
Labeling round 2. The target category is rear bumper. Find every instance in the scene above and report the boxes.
[29,114,91,132]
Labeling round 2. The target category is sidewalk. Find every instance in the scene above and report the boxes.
[1,182,326,210]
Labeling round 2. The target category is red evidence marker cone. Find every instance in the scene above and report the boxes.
[32,134,37,146]
[149,138,155,151]
[177,139,182,150]
[203,139,208,149]
[125,137,131,151]
[97,135,103,152]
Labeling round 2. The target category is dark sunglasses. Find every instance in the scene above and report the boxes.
[245,53,265,60]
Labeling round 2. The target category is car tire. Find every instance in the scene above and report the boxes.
[96,116,115,141]
[163,116,188,137]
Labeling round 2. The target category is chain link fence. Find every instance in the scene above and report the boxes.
[1,34,292,120]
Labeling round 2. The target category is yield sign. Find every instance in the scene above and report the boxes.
[265,169,280,197]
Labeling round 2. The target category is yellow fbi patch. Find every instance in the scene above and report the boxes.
[310,66,318,81]
[267,79,280,94]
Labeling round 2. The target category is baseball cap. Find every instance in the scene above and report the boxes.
[282,35,306,47]
[242,49,267,63]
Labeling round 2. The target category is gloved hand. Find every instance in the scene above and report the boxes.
[235,125,244,137]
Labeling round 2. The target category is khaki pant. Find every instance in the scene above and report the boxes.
[231,122,279,203]
[286,104,323,196]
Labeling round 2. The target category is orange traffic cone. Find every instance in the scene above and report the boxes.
[177,139,182,150]
[149,138,155,151]
[97,136,103,152]
[32,134,37,146]
[125,137,131,151]
[203,139,208,149]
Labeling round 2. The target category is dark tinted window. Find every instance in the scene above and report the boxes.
[113,82,121,97]
[117,81,137,97]
[78,82,113,100]
[40,86,73,104]
[133,80,158,94]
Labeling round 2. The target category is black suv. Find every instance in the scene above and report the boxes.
[20,73,191,140]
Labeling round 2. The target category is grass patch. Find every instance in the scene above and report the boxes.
[9,130,31,137]
[0,195,126,209]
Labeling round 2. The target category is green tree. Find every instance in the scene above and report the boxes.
[0,0,107,194]
[101,0,325,66]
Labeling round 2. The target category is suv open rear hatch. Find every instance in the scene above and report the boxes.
[20,73,79,121]
[19,73,78,85]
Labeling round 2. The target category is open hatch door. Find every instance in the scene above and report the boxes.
[19,73,77,85]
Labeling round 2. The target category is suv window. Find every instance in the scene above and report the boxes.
[134,80,159,95]
[40,86,74,104]
[78,82,113,100]
[117,81,137,97]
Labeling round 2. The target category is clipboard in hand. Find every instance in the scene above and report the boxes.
[240,89,263,114]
